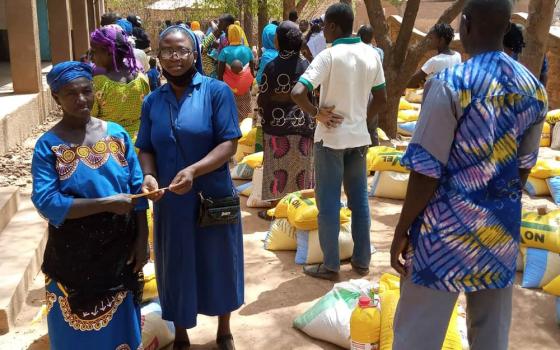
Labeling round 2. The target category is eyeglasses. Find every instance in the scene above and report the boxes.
[159,47,193,59]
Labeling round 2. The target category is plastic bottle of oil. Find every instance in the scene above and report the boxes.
[350,296,381,350]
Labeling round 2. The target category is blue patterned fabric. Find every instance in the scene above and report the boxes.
[31,122,147,226]
[45,278,142,350]
[401,51,548,292]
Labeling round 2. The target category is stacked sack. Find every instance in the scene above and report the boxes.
[397,95,421,137]
[367,146,410,200]
[527,158,560,204]
[233,151,273,208]
[293,273,468,350]
[234,118,257,163]
[520,207,560,325]
[546,109,560,149]
[263,190,355,265]
[524,109,560,201]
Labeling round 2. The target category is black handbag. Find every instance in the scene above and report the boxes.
[197,192,240,227]
[169,104,241,227]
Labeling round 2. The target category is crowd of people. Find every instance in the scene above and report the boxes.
[29,0,549,349]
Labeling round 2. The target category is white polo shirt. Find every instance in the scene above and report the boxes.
[299,37,385,150]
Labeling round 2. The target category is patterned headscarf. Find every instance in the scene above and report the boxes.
[90,26,139,74]
[159,25,203,74]
[47,61,93,93]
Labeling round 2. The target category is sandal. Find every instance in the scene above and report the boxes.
[303,263,339,281]
[217,334,236,350]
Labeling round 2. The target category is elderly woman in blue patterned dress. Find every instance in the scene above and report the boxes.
[31,61,148,350]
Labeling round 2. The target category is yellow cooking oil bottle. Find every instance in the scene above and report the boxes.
[350,296,381,350]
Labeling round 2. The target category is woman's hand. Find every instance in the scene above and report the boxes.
[169,167,195,195]
[127,234,149,273]
[106,194,136,215]
[127,212,149,273]
[142,175,165,202]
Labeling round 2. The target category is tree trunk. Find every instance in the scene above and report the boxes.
[258,0,268,48]
[243,0,254,46]
[296,0,310,13]
[520,0,555,80]
[283,0,296,20]
[365,0,466,138]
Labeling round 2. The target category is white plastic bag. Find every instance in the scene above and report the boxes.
[247,167,272,208]
[141,300,175,350]
[293,279,374,349]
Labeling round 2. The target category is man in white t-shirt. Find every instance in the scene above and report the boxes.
[408,23,462,88]
[291,2,387,280]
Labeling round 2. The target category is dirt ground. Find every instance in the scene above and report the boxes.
[0,111,559,349]
[0,193,559,350]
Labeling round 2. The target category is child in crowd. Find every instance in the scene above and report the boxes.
[407,23,462,88]
[147,57,161,92]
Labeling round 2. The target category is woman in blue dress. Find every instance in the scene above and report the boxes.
[136,26,243,350]
[31,61,149,350]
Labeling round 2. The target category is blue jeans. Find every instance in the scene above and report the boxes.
[314,141,371,272]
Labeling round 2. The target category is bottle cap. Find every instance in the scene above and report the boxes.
[358,296,371,308]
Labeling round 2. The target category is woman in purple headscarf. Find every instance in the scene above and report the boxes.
[31,61,148,350]
[90,25,150,140]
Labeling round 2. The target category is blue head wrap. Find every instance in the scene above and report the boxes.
[47,61,93,93]
[159,25,203,74]
[257,23,279,85]
[116,19,133,35]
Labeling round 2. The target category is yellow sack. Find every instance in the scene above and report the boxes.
[240,152,264,169]
[543,275,560,296]
[397,110,420,123]
[240,117,252,136]
[524,176,550,196]
[274,190,315,218]
[264,218,298,251]
[287,196,351,231]
[378,273,400,294]
[377,128,390,141]
[239,127,257,147]
[546,109,560,125]
[521,209,560,253]
[367,146,397,172]
[143,262,158,303]
[530,158,560,179]
[234,143,255,162]
[405,89,423,103]
[370,150,408,173]
[295,223,354,264]
[541,122,552,147]
[370,171,410,200]
[399,97,420,111]
[379,285,461,350]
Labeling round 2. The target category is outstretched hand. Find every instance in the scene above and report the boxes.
[169,167,195,195]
